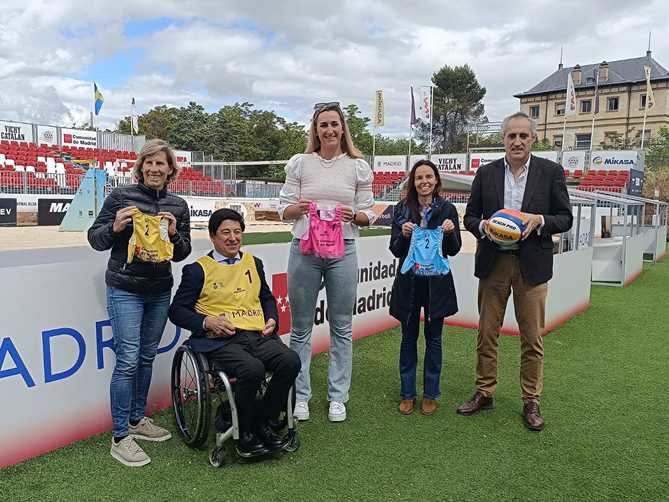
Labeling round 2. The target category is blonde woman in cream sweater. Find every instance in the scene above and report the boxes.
[279,102,375,423]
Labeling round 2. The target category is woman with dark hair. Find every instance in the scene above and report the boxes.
[88,139,191,466]
[389,160,461,416]
[279,102,375,423]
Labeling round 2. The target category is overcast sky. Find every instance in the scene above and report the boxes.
[1,0,667,139]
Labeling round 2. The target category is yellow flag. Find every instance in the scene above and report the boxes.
[644,65,655,110]
[373,89,384,127]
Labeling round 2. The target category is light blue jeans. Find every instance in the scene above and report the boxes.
[106,286,171,438]
[287,239,358,403]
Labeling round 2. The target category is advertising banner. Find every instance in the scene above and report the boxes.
[431,154,467,172]
[0,198,17,226]
[174,150,192,166]
[0,121,33,143]
[532,151,558,162]
[627,169,644,196]
[61,128,97,148]
[37,198,73,226]
[469,152,503,171]
[590,150,638,171]
[37,125,58,146]
[373,155,406,173]
[561,150,586,172]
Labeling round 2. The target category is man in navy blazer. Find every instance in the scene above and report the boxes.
[457,112,573,431]
[169,208,300,455]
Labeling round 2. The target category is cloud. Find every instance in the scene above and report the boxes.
[0,0,668,142]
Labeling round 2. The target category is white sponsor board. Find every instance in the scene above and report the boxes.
[590,150,638,171]
[61,128,97,148]
[0,235,592,467]
[182,196,253,224]
[409,154,427,167]
[432,154,467,172]
[561,150,586,172]
[532,151,558,162]
[174,150,192,166]
[469,152,502,171]
[37,125,58,146]
[373,155,406,172]
[0,193,72,212]
[0,120,33,142]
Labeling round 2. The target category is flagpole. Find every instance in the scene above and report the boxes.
[561,113,567,151]
[641,105,648,150]
[428,84,434,158]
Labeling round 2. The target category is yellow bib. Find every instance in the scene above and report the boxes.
[127,210,174,264]
[195,252,265,331]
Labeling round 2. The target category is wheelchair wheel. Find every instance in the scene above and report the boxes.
[283,430,300,453]
[209,446,226,468]
[171,345,211,447]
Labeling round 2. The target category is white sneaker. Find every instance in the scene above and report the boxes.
[328,401,346,422]
[110,436,151,467]
[129,417,172,442]
[294,401,310,421]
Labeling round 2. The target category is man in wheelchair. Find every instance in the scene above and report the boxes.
[169,208,301,456]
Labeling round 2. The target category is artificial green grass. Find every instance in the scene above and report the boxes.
[2,253,668,501]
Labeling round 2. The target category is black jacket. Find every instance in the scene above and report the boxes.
[389,196,461,323]
[168,251,279,353]
[87,183,191,294]
[464,156,573,286]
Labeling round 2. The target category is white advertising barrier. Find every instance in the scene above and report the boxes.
[37,125,58,146]
[182,196,260,224]
[0,193,72,213]
[61,128,97,148]
[590,150,638,171]
[432,154,466,173]
[0,236,592,466]
[174,150,192,166]
[656,225,667,261]
[373,155,406,173]
[0,120,33,142]
[532,151,558,163]
[469,152,502,171]
[561,150,586,172]
[623,235,646,286]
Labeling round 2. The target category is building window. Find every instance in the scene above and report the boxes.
[554,135,563,148]
[606,96,619,112]
[580,100,592,113]
[554,101,565,116]
[575,133,591,149]
[640,94,648,109]
[529,105,540,119]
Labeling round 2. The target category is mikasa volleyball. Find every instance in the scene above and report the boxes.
[487,209,528,245]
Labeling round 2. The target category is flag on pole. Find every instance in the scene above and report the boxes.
[417,86,431,123]
[410,86,417,127]
[94,83,104,116]
[592,67,600,115]
[131,97,139,134]
[565,72,577,116]
[373,89,384,127]
[644,64,655,110]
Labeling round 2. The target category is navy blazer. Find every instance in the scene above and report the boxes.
[168,251,279,352]
[464,155,573,286]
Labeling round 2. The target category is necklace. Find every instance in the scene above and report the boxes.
[317,152,345,168]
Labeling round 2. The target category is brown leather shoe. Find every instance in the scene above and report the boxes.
[398,399,415,415]
[420,398,439,416]
[456,392,494,416]
[523,400,544,431]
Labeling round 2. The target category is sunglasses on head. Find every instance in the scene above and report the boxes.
[313,101,341,111]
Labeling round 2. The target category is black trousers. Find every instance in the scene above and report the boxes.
[206,331,301,434]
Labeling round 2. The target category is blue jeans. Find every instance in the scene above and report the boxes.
[287,239,358,403]
[399,281,444,400]
[106,286,171,437]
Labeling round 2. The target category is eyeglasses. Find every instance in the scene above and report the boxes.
[313,101,341,111]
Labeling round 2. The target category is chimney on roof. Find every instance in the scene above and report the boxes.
[573,64,582,85]
[599,61,609,82]
[647,49,652,58]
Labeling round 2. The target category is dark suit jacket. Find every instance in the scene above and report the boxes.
[464,155,573,286]
[168,251,279,352]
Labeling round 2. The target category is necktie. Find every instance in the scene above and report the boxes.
[224,257,237,265]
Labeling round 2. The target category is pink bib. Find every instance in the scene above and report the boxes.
[300,202,345,259]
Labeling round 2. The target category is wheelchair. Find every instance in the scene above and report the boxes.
[171,341,300,467]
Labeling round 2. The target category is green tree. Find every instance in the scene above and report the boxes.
[343,104,373,154]
[421,64,487,153]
